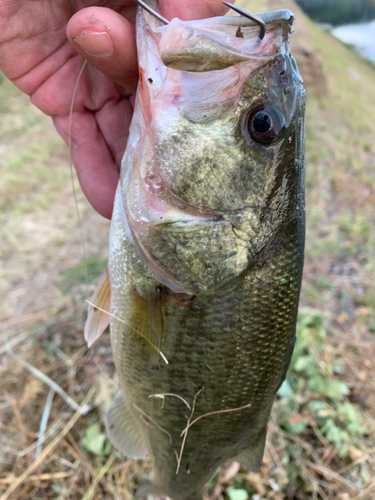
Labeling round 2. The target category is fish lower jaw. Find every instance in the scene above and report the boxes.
[126,200,219,294]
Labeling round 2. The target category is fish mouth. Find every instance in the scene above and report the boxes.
[126,192,224,294]
[125,190,262,296]
[154,9,295,72]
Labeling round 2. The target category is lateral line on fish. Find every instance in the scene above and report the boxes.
[85,300,169,364]
[149,393,191,411]
[69,59,89,282]
[133,403,173,445]
[176,386,204,475]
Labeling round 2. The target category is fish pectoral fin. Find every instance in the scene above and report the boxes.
[235,427,267,473]
[127,287,164,366]
[84,267,111,347]
[105,394,148,459]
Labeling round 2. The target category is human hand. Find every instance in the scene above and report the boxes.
[0,0,231,219]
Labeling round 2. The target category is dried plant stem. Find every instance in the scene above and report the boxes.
[0,310,53,333]
[304,461,356,490]
[19,416,65,457]
[267,439,287,481]
[180,402,252,438]
[0,386,95,500]
[65,433,97,476]
[63,434,117,497]
[176,388,252,475]
[149,393,191,411]
[317,486,330,500]
[4,341,84,413]
[81,454,116,500]
[0,472,72,485]
[69,59,88,272]
[176,387,204,475]
[35,387,55,458]
[10,398,27,443]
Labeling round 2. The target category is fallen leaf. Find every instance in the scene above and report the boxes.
[82,423,111,456]
[226,487,249,500]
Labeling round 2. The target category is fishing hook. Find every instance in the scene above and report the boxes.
[133,0,169,25]
[222,2,266,40]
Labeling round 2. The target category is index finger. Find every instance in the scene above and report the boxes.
[159,0,232,21]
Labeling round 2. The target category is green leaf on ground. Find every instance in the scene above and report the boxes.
[226,487,249,500]
[82,423,111,456]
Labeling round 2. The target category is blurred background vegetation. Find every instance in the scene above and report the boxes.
[295,0,375,25]
[1,0,375,499]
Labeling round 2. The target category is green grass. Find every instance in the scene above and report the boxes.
[0,72,73,217]
[60,258,108,292]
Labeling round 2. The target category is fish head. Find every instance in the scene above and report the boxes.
[122,7,306,295]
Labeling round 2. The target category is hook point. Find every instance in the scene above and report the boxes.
[134,0,169,25]
[222,1,266,40]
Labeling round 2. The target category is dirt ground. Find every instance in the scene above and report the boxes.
[1,1,375,499]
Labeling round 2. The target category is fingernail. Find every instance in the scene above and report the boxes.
[73,32,114,58]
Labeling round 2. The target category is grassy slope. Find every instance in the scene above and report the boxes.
[1,1,375,499]
[0,74,109,319]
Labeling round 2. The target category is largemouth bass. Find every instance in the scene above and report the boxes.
[86,2,305,499]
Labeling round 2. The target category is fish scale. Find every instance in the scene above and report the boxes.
[108,200,304,498]
[85,2,306,499]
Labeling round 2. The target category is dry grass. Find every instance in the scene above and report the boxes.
[0,305,150,500]
[1,0,375,498]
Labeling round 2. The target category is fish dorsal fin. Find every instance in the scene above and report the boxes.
[84,267,111,347]
[105,393,148,459]
[235,426,267,472]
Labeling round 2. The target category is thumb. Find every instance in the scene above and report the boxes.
[66,2,232,94]
[67,6,138,94]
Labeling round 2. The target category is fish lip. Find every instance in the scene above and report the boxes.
[204,9,294,28]
[154,7,296,74]
[149,214,221,228]
[155,9,295,29]
[253,9,294,26]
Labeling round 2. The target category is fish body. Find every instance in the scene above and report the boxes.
[102,3,305,499]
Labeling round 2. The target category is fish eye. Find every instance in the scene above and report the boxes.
[247,105,286,144]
